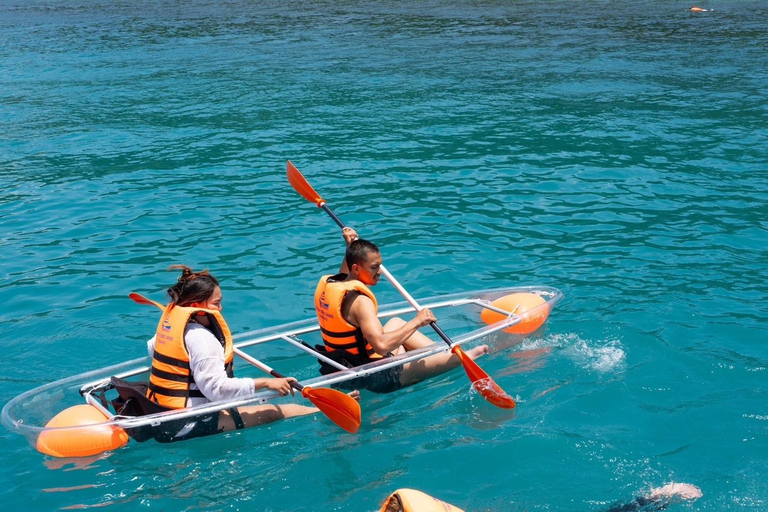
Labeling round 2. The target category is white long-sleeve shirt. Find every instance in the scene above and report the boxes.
[147,323,255,407]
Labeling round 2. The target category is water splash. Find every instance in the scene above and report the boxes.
[470,377,517,409]
[555,333,626,373]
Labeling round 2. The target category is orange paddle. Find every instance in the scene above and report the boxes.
[287,161,516,409]
[232,347,361,434]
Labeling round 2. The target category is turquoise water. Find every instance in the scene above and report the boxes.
[2,0,767,510]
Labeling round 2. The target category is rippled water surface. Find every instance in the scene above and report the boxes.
[2,0,767,510]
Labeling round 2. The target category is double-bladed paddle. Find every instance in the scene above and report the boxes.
[286,160,516,409]
[128,292,362,432]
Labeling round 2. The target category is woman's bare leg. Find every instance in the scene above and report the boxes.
[217,404,318,432]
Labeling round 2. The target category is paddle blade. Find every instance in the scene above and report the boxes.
[129,292,164,310]
[302,386,361,433]
[287,161,325,206]
[451,346,516,409]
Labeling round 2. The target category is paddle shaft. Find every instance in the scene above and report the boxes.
[233,347,305,392]
[289,160,515,408]
[319,203,456,349]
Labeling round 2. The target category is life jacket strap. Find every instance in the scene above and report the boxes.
[148,382,205,398]
[320,326,357,338]
[150,366,196,384]
[321,327,374,356]
[152,351,191,370]
[324,338,362,351]
[229,408,245,430]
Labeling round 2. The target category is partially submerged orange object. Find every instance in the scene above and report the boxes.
[36,404,129,458]
[481,292,549,335]
[380,488,465,512]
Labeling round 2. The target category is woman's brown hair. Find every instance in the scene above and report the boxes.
[166,265,219,307]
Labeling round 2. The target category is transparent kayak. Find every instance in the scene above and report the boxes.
[2,286,563,455]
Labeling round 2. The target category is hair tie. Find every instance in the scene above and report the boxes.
[178,267,194,283]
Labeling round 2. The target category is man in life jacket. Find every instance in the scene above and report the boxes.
[314,228,488,393]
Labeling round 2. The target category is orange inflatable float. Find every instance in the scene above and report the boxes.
[480,292,549,334]
[36,404,129,458]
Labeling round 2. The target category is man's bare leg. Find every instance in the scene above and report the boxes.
[383,317,489,386]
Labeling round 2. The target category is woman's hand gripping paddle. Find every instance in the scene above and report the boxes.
[128,292,362,433]
[286,161,516,409]
[232,347,361,434]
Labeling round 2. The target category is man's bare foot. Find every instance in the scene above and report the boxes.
[466,344,489,359]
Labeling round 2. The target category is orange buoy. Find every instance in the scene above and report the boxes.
[480,292,549,335]
[36,404,129,458]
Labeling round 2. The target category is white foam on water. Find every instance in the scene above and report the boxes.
[527,333,626,373]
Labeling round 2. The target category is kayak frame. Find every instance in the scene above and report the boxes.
[2,286,563,445]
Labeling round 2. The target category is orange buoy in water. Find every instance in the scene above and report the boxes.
[36,404,129,458]
[480,292,549,335]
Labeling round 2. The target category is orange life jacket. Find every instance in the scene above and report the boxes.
[379,488,465,512]
[146,303,234,409]
[314,273,381,364]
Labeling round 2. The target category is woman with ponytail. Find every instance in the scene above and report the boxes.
[145,265,320,439]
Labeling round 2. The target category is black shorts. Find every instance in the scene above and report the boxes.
[316,346,405,394]
[334,364,404,394]
[151,408,244,443]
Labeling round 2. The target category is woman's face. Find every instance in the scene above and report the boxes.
[194,286,223,311]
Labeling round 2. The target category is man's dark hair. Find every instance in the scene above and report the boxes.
[345,239,380,270]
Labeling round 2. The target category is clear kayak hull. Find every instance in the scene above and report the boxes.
[2,286,563,455]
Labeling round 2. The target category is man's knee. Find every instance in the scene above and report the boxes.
[383,317,406,332]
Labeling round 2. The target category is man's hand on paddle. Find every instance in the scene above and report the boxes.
[342,227,358,245]
[415,308,436,327]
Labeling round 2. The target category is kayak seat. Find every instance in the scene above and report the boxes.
[109,376,173,442]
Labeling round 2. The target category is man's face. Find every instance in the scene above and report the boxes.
[353,251,382,286]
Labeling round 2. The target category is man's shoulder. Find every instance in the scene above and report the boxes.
[345,289,375,309]
[342,289,376,326]
[327,273,348,283]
